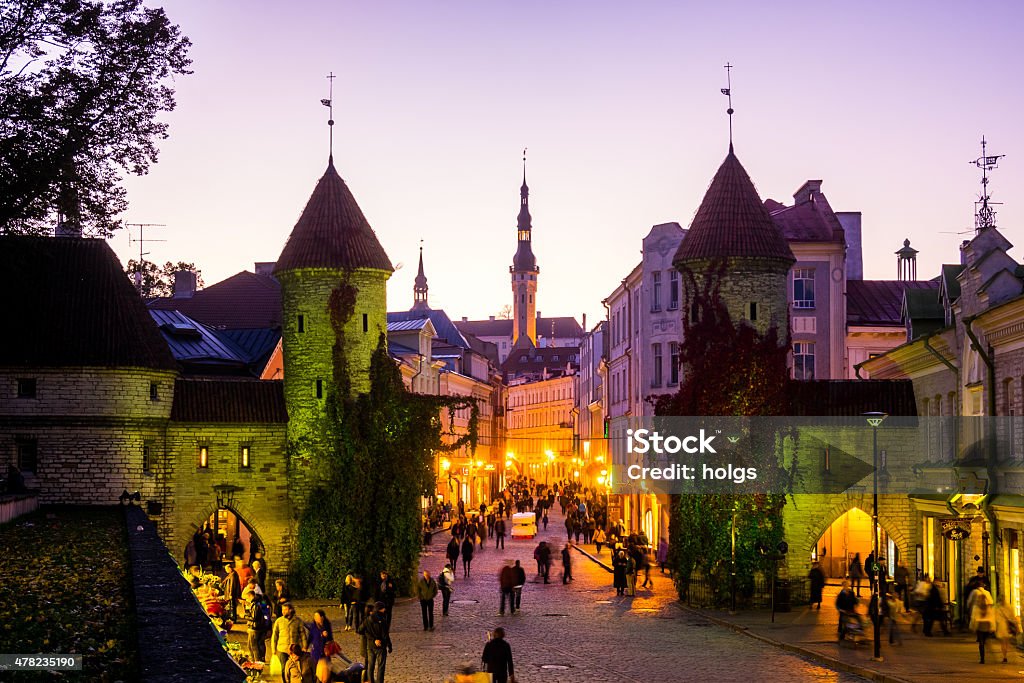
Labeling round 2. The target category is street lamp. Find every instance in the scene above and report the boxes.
[864,411,887,662]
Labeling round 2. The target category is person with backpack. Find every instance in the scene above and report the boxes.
[439,563,455,616]
[244,588,272,662]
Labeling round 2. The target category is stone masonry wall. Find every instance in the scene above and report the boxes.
[680,258,791,338]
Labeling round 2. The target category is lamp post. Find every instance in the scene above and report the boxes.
[864,411,888,662]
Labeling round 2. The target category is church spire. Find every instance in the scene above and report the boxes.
[412,241,429,311]
[511,149,539,347]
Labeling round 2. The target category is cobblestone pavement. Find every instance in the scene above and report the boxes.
[283,508,866,683]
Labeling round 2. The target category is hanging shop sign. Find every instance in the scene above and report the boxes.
[941,518,972,540]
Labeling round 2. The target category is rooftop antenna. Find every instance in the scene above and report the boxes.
[721,62,734,151]
[971,135,1004,232]
[321,71,336,164]
[126,222,166,292]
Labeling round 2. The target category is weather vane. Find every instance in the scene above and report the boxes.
[321,71,336,162]
[971,136,1004,232]
[722,62,734,149]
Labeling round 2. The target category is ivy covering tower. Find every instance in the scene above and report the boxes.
[274,157,394,506]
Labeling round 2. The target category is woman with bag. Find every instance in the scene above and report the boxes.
[995,597,1021,663]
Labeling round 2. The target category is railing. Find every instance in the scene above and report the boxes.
[0,493,39,525]
[681,570,809,609]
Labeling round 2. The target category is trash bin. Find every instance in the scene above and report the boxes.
[774,579,791,613]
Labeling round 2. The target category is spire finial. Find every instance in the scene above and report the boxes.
[321,71,336,165]
[721,62,734,151]
[971,135,1005,232]
[522,147,528,187]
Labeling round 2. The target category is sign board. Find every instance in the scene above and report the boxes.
[940,518,972,540]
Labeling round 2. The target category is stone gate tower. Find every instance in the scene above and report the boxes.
[274,157,394,502]
[673,145,794,336]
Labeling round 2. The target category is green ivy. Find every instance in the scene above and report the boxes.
[656,262,792,606]
[295,279,478,597]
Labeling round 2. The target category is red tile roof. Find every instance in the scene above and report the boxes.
[275,160,393,274]
[456,316,583,339]
[847,280,938,326]
[768,197,844,243]
[148,271,282,329]
[170,378,287,422]
[1,236,176,370]
[675,149,794,264]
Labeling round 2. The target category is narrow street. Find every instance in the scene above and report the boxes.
[290,505,866,682]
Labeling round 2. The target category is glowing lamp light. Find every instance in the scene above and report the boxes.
[596,455,605,463]
[597,476,606,485]
[573,470,580,477]
[440,458,451,471]
[475,460,484,468]
[505,460,513,468]
[545,450,555,461]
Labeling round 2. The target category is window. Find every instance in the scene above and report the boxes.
[793,268,815,309]
[749,302,758,321]
[17,378,36,398]
[142,443,153,473]
[552,355,559,362]
[16,437,38,473]
[652,343,663,387]
[316,379,324,399]
[298,314,305,333]
[150,382,159,401]
[362,314,368,333]
[240,444,251,469]
[793,342,815,380]
[669,271,680,310]
[669,342,679,385]
[652,272,662,312]
[198,445,209,468]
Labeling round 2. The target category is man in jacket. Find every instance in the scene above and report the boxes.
[499,562,516,615]
[222,562,242,621]
[357,601,393,683]
[538,542,552,584]
[512,560,526,611]
[494,518,506,549]
[377,571,397,628]
[415,569,439,631]
[481,627,515,683]
[270,602,307,683]
[439,563,455,616]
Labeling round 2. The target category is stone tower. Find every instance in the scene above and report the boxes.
[511,163,539,347]
[274,157,393,496]
[673,145,794,336]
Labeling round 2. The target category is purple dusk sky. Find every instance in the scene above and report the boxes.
[115,1,1023,327]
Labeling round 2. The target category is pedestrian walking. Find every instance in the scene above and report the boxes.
[995,597,1020,663]
[808,561,825,609]
[270,602,308,683]
[307,609,333,670]
[884,592,903,645]
[512,560,526,611]
[377,571,396,629]
[414,570,438,631]
[538,541,552,584]
[357,601,392,683]
[494,517,506,549]
[542,510,548,530]
[626,551,637,596]
[613,551,628,596]
[481,627,515,683]
[970,592,996,663]
[341,574,358,631]
[243,588,271,662]
[561,543,573,584]
[849,553,864,597]
[594,527,606,554]
[640,549,652,589]
[499,562,516,615]
[439,563,455,617]
[273,578,291,619]
[461,536,475,578]
[894,560,910,610]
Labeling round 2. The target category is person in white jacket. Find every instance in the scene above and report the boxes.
[994,597,1021,664]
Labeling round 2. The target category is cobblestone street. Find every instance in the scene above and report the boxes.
[289,508,867,682]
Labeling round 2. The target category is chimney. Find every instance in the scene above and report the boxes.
[55,219,82,238]
[172,271,197,299]
[582,312,587,331]
[961,240,971,266]
[836,212,862,280]
[793,180,823,205]
[462,316,468,322]
[489,316,495,321]
[254,262,276,277]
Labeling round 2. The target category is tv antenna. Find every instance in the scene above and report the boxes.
[126,223,166,292]
[971,136,1004,232]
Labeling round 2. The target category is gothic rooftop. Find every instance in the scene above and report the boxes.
[275,159,393,274]
[674,148,795,264]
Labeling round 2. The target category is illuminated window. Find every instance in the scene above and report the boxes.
[240,445,251,469]
[199,446,209,468]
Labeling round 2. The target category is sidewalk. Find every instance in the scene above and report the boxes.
[571,542,1021,683]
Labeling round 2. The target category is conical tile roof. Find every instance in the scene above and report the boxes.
[674,148,794,264]
[275,159,393,274]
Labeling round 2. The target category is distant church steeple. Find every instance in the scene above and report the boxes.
[511,149,539,347]
[412,241,429,311]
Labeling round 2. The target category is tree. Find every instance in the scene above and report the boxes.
[124,260,202,298]
[496,304,512,319]
[0,0,192,236]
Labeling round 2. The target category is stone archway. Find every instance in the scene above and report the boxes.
[184,498,267,570]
